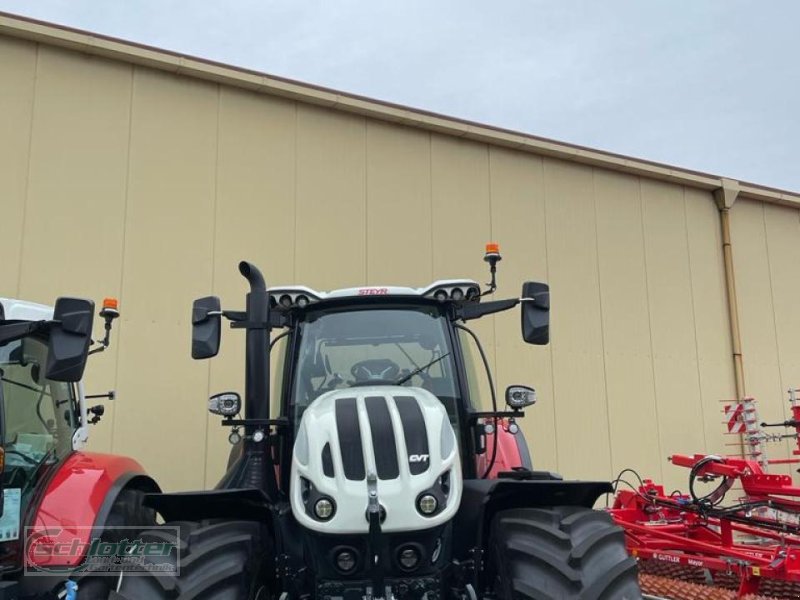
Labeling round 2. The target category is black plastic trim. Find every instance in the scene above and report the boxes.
[365,396,399,480]
[335,397,365,480]
[394,396,429,475]
[322,443,334,477]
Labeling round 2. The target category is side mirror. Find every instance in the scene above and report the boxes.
[521,282,549,345]
[192,296,221,359]
[45,297,95,382]
[506,385,537,410]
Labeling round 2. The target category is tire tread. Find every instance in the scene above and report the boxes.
[490,506,641,600]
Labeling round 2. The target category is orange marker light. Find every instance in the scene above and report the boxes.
[100,297,120,321]
[485,242,500,254]
[0,447,5,473]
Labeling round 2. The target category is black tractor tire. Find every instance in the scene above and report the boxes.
[104,488,158,538]
[489,506,641,600]
[112,519,265,600]
[75,487,158,599]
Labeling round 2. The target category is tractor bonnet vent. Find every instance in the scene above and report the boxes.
[290,386,462,534]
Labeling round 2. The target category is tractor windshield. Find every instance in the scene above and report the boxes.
[0,335,78,490]
[291,305,458,425]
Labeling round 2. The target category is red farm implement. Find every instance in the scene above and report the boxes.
[609,390,800,599]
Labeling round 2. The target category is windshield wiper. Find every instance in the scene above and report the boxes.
[394,353,450,385]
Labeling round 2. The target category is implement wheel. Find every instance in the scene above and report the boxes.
[489,506,641,600]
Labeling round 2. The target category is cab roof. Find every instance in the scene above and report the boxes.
[0,298,54,322]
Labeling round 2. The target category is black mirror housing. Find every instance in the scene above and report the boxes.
[521,281,549,345]
[192,296,221,359]
[46,297,95,382]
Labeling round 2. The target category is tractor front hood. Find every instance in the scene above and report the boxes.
[290,386,461,534]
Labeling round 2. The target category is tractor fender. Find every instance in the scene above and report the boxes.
[452,478,613,560]
[28,451,159,569]
[143,488,272,523]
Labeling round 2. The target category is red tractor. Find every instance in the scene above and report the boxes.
[114,247,641,600]
[0,297,158,599]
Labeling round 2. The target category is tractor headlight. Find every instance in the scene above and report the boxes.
[208,392,241,417]
[314,497,335,520]
[417,493,438,515]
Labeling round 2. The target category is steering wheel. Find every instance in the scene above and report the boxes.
[350,359,401,386]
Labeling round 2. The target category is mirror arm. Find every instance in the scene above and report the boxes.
[468,410,524,422]
[458,298,519,321]
[0,321,44,346]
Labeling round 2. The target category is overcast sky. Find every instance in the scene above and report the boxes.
[1,1,797,191]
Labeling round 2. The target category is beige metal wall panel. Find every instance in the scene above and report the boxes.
[730,200,792,470]
[764,204,800,392]
[0,37,36,296]
[16,47,133,453]
[365,122,432,284]
[542,158,612,479]
[204,88,297,486]
[641,181,707,490]
[3,38,797,492]
[487,147,558,472]
[430,135,491,281]
[295,105,366,290]
[683,188,737,459]
[593,169,663,483]
[111,69,218,490]
[430,135,495,388]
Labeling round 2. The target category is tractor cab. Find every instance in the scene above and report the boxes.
[288,301,461,426]
[0,311,80,511]
[267,279,533,482]
[0,299,118,494]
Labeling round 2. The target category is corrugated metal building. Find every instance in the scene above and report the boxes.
[1,13,799,493]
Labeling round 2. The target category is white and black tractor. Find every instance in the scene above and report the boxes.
[115,247,641,600]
